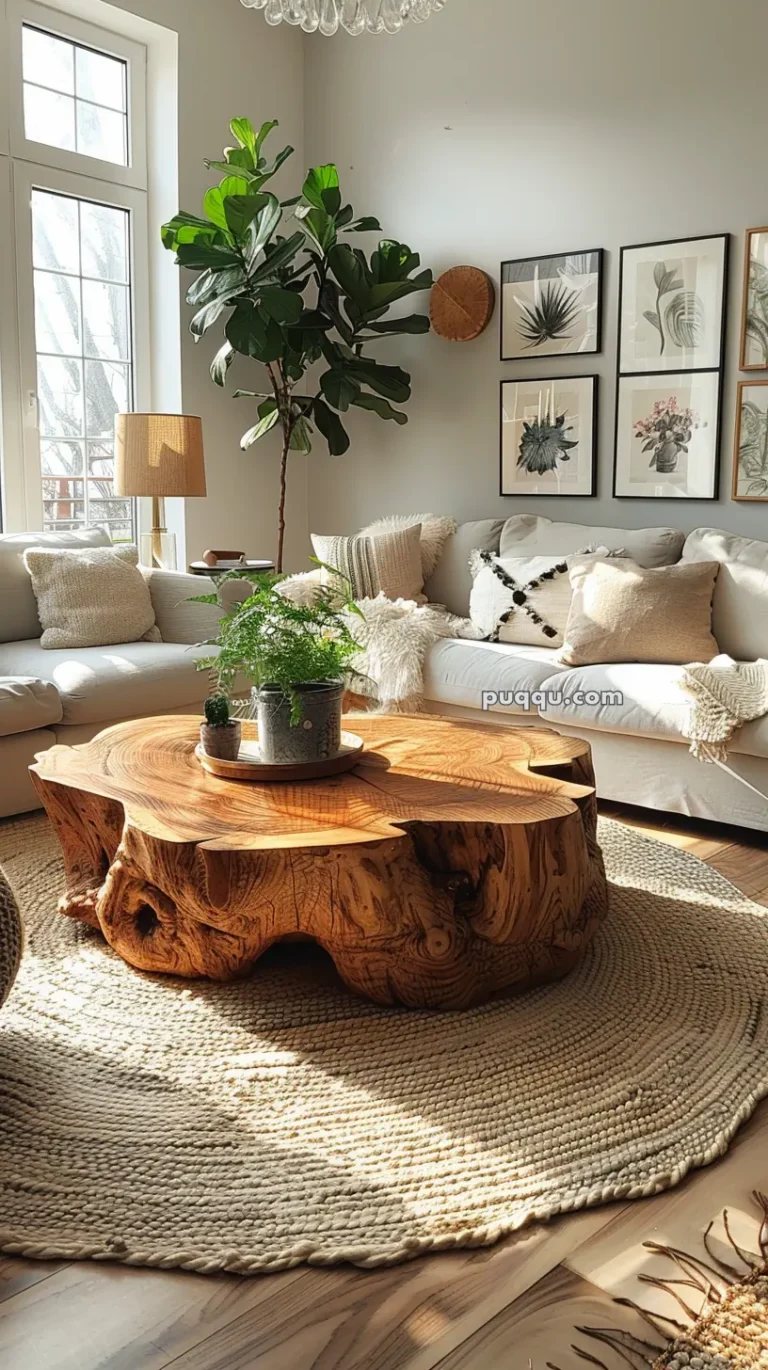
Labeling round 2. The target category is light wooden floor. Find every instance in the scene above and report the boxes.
[2,803,768,1370]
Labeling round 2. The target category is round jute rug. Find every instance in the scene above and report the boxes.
[0,814,767,1277]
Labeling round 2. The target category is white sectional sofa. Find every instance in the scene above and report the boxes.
[0,530,220,817]
[2,519,766,834]
[423,516,768,833]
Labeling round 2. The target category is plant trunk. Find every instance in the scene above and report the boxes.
[276,426,290,574]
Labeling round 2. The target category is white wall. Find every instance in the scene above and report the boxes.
[61,0,306,567]
[303,0,768,544]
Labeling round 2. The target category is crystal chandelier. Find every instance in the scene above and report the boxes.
[240,0,447,37]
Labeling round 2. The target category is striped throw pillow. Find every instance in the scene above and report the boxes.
[311,524,425,603]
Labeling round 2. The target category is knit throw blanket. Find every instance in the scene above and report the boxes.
[342,594,484,714]
[681,654,768,762]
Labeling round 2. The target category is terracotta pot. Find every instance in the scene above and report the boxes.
[255,681,343,764]
[200,720,242,762]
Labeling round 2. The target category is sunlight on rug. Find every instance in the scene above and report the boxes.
[0,814,767,1276]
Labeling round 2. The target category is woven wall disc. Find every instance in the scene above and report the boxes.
[430,266,496,342]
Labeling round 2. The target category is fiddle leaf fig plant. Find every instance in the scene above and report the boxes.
[162,118,433,572]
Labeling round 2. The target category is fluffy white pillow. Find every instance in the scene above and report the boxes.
[359,513,458,581]
[23,544,161,649]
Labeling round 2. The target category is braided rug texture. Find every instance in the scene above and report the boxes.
[0,814,767,1277]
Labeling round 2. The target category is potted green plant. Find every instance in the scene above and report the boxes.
[200,694,242,761]
[195,574,364,765]
[161,117,432,572]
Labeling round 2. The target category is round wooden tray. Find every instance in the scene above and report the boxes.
[195,730,365,783]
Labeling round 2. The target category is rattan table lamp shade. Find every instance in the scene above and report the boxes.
[115,414,206,569]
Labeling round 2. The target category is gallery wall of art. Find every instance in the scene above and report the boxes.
[303,0,768,539]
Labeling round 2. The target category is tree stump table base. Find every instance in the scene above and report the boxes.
[31,715,609,1011]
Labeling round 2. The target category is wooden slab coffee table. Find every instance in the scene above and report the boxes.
[30,715,608,1010]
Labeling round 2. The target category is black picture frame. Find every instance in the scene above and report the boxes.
[500,248,604,362]
[612,370,723,501]
[499,374,599,498]
[616,233,730,378]
[613,232,729,500]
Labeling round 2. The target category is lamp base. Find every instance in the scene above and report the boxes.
[140,531,177,571]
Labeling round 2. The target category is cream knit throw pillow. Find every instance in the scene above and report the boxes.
[359,513,458,581]
[559,557,720,666]
[23,545,161,649]
[311,524,425,603]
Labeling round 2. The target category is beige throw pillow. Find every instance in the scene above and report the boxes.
[559,558,720,666]
[359,513,458,581]
[311,525,425,603]
[23,545,161,649]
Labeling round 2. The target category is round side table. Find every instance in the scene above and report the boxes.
[189,560,275,577]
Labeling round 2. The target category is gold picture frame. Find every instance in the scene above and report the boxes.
[739,227,768,371]
[732,379,768,501]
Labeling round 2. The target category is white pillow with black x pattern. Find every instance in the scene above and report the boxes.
[468,548,614,649]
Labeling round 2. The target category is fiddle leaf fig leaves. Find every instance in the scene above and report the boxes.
[243,195,283,268]
[211,341,235,387]
[223,195,265,238]
[344,216,382,234]
[362,313,431,337]
[352,393,408,424]
[175,241,241,271]
[241,403,280,449]
[230,116,261,161]
[320,370,361,412]
[302,165,342,216]
[162,213,225,253]
[312,398,350,456]
[161,119,431,470]
[259,285,303,325]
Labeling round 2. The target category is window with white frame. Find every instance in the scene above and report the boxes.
[22,25,130,166]
[0,0,149,540]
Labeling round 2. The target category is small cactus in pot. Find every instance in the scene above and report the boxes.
[200,694,242,762]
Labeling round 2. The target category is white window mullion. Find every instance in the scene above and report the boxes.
[0,155,29,532]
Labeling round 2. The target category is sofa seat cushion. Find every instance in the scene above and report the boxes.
[0,676,63,737]
[541,661,768,761]
[0,640,214,727]
[423,638,564,715]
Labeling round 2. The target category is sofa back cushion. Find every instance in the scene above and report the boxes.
[499,515,685,568]
[425,519,505,616]
[682,527,768,660]
[0,528,111,643]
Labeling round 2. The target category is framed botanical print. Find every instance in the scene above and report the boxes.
[733,380,768,500]
[500,375,597,497]
[739,228,768,370]
[501,249,603,360]
[613,371,721,499]
[618,235,729,374]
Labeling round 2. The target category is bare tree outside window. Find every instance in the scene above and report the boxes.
[31,188,135,542]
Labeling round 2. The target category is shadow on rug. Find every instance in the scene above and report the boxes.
[0,814,767,1275]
